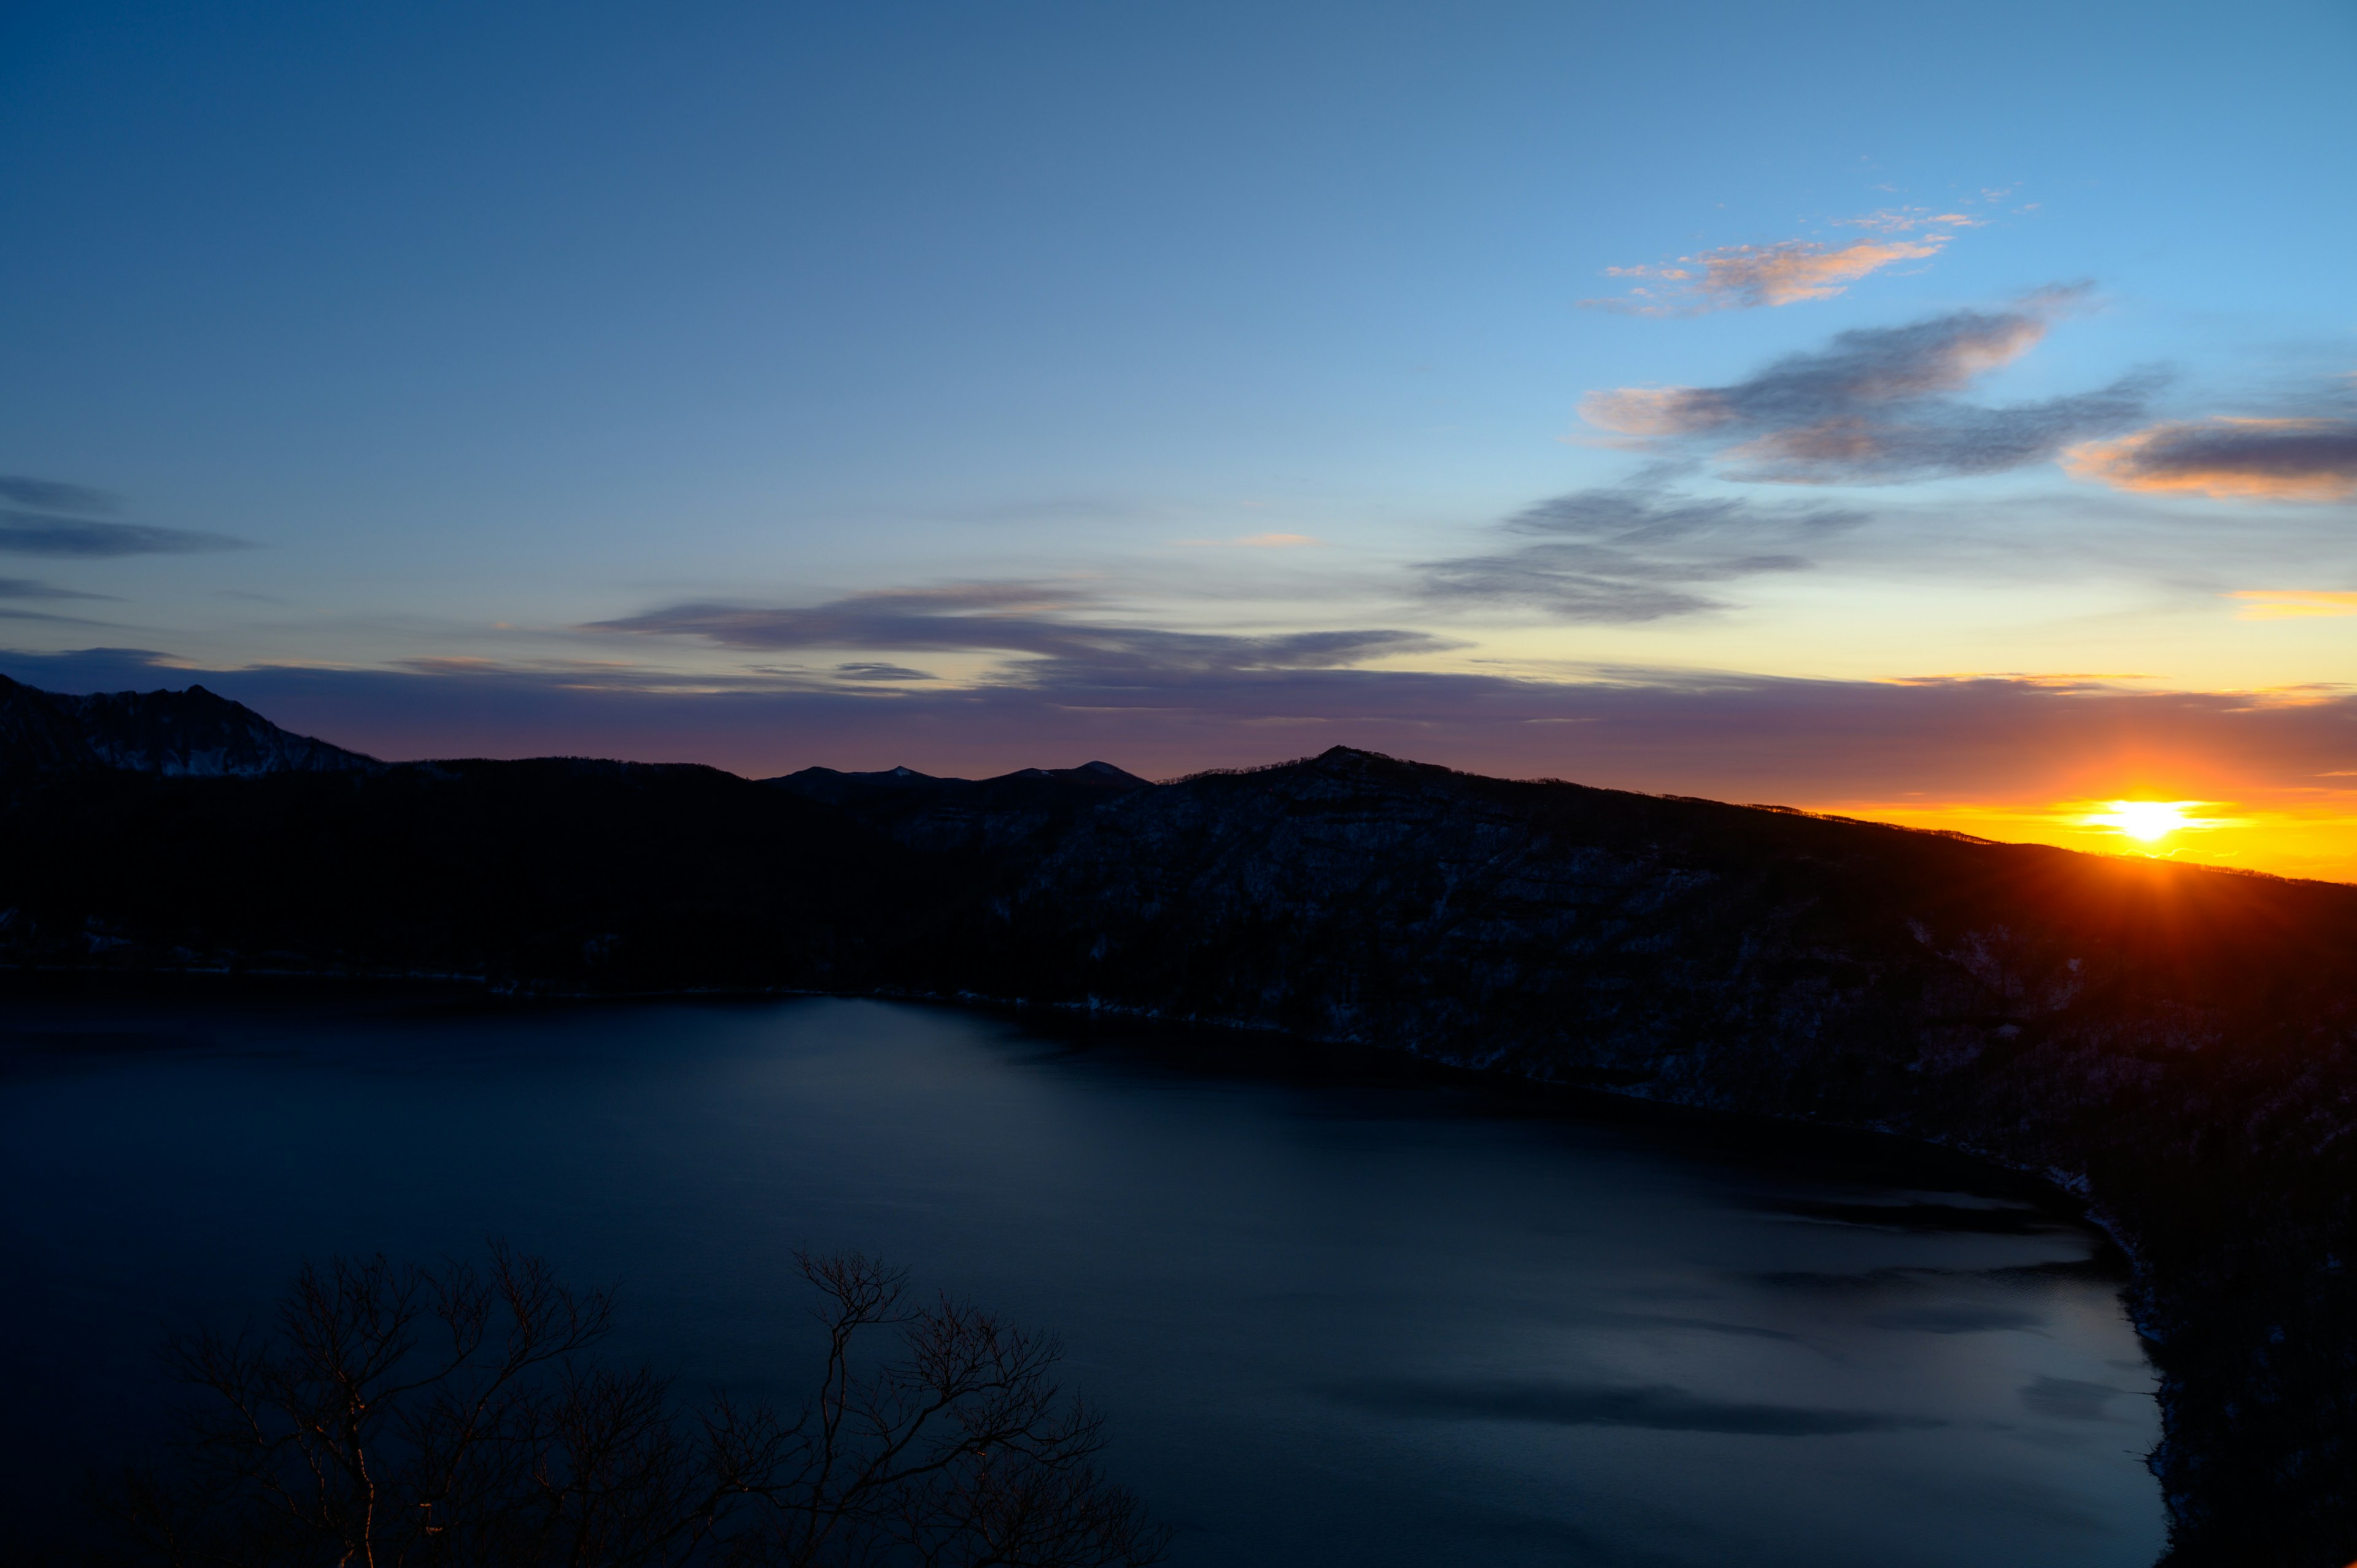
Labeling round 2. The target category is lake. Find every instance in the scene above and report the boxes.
[0,989,2165,1566]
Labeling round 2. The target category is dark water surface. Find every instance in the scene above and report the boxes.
[0,991,2164,1566]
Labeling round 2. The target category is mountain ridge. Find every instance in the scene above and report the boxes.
[0,673,381,779]
[2,679,2352,1566]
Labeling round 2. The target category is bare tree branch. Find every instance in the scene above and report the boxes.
[86,1246,1167,1568]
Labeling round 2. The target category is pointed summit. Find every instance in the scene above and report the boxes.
[1045,760,1151,787]
[0,674,381,778]
[1067,760,1149,783]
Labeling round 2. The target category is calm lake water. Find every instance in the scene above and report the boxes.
[0,991,2164,1566]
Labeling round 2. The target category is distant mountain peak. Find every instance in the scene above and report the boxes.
[1067,760,1148,783]
[0,674,381,779]
[1010,760,1151,787]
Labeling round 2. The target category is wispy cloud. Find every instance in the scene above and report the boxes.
[1836,207,1989,235]
[1589,238,1944,316]
[0,515,252,556]
[1175,533,1324,549]
[0,606,109,625]
[0,574,117,624]
[832,662,939,682]
[1419,487,1863,620]
[0,473,252,556]
[1584,207,1986,317]
[587,584,1453,677]
[0,577,112,601]
[0,477,119,513]
[2231,590,2357,620]
[1581,292,2157,484]
[2063,414,2357,501]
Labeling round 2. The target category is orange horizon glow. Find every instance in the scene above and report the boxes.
[1805,797,2357,885]
[2231,590,2357,620]
[2080,799,2216,843]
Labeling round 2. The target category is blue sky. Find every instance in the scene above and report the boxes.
[3,1,2353,870]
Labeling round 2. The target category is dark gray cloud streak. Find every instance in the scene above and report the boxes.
[0,608,101,624]
[1420,488,1865,620]
[0,578,110,600]
[0,576,114,624]
[0,477,118,513]
[2066,410,2357,500]
[0,474,251,555]
[2134,421,2357,483]
[0,512,251,556]
[1583,293,2158,484]
[590,586,1457,675]
[832,662,939,682]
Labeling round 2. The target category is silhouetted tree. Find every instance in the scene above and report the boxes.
[88,1245,1167,1568]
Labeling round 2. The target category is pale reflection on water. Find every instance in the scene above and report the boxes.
[0,992,2165,1567]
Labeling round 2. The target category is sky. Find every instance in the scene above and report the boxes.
[2,0,2354,878]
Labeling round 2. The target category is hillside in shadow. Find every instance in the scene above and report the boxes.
[5,676,2355,1566]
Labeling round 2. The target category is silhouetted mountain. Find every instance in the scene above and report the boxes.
[768,759,1147,796]
[0,673,379,778]
[768,758,1152,851]
[2,681,2353,1566]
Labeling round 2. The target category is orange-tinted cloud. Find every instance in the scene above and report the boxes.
[1581,304,2056,438]
[1587,237,1947,315]
[2230,590,2357,620]
[1836,207,1988,235]
[2062,415,2357,501]
[1579,294,2152,484]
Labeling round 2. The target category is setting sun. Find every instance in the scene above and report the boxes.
[2085,800,2207,842]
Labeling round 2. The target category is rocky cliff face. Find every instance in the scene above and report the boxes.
[4,687,2353,1566]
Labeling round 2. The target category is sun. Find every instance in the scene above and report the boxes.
[2085,800,2203,842]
